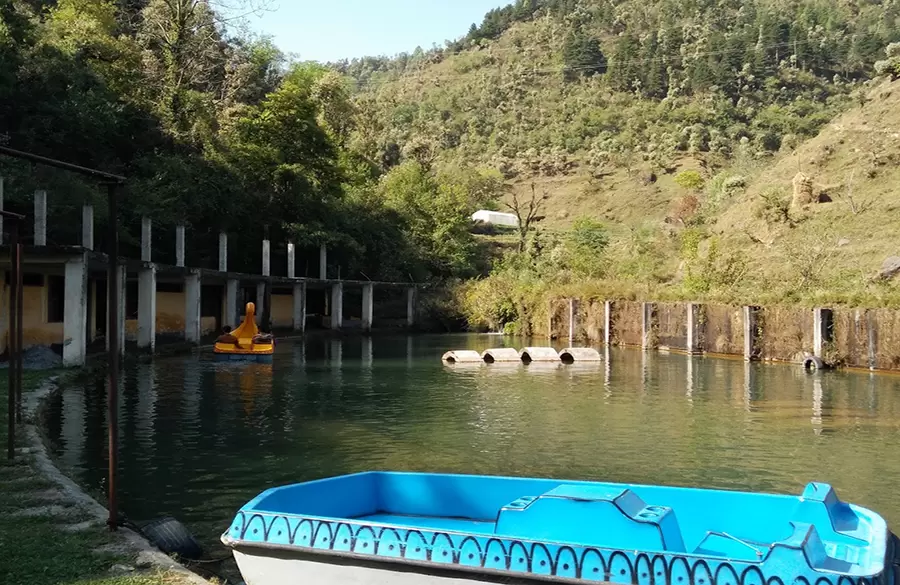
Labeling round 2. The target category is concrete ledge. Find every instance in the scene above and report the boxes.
[0,244,423,289]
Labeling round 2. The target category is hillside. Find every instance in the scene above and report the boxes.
[330,0,900,327]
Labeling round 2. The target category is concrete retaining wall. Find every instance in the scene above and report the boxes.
[549,299,900,372]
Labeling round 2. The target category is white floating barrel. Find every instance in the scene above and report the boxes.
[441,350,483,364]
[519,347,561,364]
[559,347,603,364]
[481,348,521,363]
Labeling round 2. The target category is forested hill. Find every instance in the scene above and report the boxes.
[332,0,900,323]
[337,0,900,179]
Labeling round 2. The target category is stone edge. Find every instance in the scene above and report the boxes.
[22,375,213,585]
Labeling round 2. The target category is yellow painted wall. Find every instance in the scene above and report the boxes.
[125,291,219,340]
[0,282,64,353]
[157,291,184,334]
[272,294,293,328]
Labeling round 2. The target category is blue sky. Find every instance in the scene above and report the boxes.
[242,0,508,62]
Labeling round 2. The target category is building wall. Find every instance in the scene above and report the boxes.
[272,293,292,328]
[0,281,65,354]
[124,290,217,341]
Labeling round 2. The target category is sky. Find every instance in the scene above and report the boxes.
[241,0,508,63]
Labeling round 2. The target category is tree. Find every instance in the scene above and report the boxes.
[562,28,607,81]
[378,161,484,277]
[566,217,609,276]
[506,183,549,253]
[874,43,900,80]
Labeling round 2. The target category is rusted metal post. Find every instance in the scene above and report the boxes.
[14,239,22,424]
[6,220,18,459]
[106,182,119,531]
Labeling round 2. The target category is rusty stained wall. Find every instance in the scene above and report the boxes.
[758,306,813,362]
[546,299,569,339]
[610,301,643,347]
[575,299,606,343]
[700,304,743,356]
[657,303,687,351]
[832,308,869,369]
[866,309,900,371]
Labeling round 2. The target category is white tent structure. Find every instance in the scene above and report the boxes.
[471,210,519,227]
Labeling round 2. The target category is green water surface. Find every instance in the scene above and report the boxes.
[42,334,900,553]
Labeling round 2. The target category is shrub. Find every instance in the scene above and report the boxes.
[674,170,705,192]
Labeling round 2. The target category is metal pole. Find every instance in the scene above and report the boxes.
[14,240,22,424]
[6,222,17,460]
[106,183,119,531]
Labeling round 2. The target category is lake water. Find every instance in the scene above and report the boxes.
[42,334,900,562]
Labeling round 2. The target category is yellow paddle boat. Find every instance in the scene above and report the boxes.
[214,302,275,363]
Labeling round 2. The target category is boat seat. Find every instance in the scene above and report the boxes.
[494,484,685,552]
[768,522,855,572]
[791,483,868,545]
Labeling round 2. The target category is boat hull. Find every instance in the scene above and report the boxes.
[223,472,895,585]
[230,544,555,585]
[213,351,273,363]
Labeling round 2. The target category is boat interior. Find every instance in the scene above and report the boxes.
[214,302,274,356]
[246,472,887,576]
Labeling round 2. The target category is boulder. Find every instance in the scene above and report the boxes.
[878,256,900,280]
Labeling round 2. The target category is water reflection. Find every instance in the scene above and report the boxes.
[42,334,900,554]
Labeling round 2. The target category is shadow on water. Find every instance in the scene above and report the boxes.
[42,334,900,565]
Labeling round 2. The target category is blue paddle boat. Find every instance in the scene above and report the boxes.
[221,472,896,585]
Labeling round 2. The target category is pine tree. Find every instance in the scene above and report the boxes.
[562,28,607,82]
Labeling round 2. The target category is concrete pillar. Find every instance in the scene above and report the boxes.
[62,255,88,366]
[0,176,4,242]
[89,280,97,343]
[319,243,327,280]
[255,281,265,325]
[406,287,416,327]
[137,266,156,350]
[568,298,577,342]
[330,283,343,329]
[34,190,47,246]
[176,224,185,267]
[287,243,296,279]
[82,204,93,250]
[106,264,125,356]
[224,279,238,328]
[262,239,271,277]
[184,271,201,343]
[292,282,306,332]
[813,308,833,358]
[743,306,760,362]
[686,303,701,355]
[604,300,612,346]
[218,232,228,272]
[641,302,656,350]
[362,336,373,369]
[362,283,374,332]
[139,216,151,262]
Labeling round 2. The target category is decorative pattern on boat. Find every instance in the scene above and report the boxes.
[227,512,894,585]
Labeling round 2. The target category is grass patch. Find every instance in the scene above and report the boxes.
[0,372,204,585]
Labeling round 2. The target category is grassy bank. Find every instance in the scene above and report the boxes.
[0,372,204,585]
